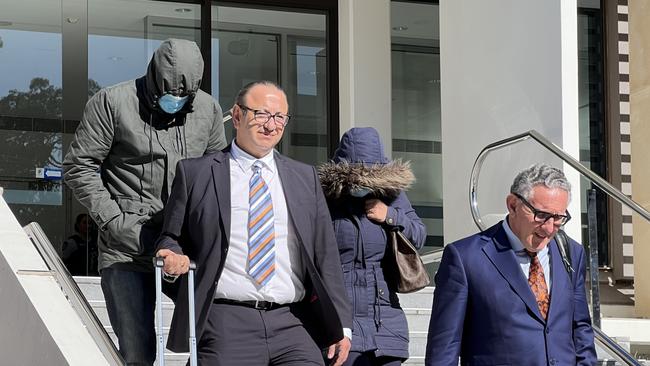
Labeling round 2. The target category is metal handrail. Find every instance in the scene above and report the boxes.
[421,247,444,265]
[223,109,232,123]
[469,130,644,366]
[594,327,642,366]
[469,130,650,231]
[23,222,124,365]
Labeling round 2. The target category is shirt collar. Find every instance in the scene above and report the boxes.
[231,140,276,173]
[502,217,549,256]
[502,217,525,252]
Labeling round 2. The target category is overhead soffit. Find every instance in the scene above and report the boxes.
[2,0,437,40]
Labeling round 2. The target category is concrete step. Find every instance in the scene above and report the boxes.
[408,331,428,359]
[80,276,649,365]
[88,299,175,328]
[156,353,190,366]
[77,276,189,365]
[397,287,434,309]
[404,308,432,332]
[74,276,103,300]
[75,276,175,303]
[105,325,189,365]
[404,356,424,365]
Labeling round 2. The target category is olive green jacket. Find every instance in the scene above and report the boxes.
[63,39,226,271]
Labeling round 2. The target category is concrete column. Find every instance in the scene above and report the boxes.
[440,0,582,242]
[338,0,392,153]
[628,1,650,317]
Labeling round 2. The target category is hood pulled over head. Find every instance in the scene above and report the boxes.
[144,38,204,111]
[320,127,414,200]
[332,127,389,165]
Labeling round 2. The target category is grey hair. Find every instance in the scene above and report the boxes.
[510,164,571,200]
[234,80,285,107]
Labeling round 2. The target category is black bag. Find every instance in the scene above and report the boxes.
[386,229,431,293]
[555,229,574,275]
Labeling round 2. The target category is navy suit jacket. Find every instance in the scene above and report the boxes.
[425,222,597,366]
[156,147,352,352]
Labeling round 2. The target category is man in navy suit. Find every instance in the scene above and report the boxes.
[425,164,596,366]
[155,81,352,365]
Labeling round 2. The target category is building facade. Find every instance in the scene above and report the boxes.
[0,0,646,312]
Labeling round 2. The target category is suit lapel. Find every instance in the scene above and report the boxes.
[482,225,546,324]
[275,152,314,262]
[548,238,569,320]
[211,149,231,242]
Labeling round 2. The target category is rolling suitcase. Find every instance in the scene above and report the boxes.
[154,257,198,366]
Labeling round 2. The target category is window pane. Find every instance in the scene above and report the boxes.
[212,6,328,165]
[0,0,65,250]
[88,0,201,97]
[578,7,608,266]
[391,1,442,248]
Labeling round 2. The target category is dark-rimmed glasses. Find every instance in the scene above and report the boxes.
[238,104,291,127]
[513,193,571,226]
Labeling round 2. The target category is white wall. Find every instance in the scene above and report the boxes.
[440,0,581,242]
[338,0,392,153]
[0,195,109,365]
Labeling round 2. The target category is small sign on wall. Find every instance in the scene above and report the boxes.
[35,167,62,180]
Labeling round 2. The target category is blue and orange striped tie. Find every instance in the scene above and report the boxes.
[247,161,275,286]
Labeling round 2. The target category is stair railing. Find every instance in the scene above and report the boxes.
[23,222,124,365]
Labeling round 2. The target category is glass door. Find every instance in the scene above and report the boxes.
[211,5,329,165]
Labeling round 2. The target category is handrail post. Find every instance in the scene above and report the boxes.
[587,189,602,328]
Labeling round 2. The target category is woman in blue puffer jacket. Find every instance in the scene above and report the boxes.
[319,127,426,365]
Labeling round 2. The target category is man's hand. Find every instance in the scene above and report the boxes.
[157,249,190,275]
[327,337,351,366]
[365,199,388,223]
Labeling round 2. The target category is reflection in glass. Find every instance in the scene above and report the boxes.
[88,0,201,97]
[212,5,328,165]
[578,7,608,266]
[391,1,441,248]
[212,29,279,143]
[0,1,65,250]
[286,36,328,165]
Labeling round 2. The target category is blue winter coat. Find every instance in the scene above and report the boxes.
[319,127,427,359]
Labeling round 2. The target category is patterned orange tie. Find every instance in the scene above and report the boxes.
[527,250,549,320]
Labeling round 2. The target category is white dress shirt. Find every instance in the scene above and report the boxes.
[502,217,552,293]
[214,141,306,303]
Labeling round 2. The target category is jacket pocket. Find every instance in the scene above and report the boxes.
[106,198,154,256]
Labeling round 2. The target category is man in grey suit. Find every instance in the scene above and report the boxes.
[156,80,352,365]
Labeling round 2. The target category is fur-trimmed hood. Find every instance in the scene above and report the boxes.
[321,127,414,200]
[318,160,415,200]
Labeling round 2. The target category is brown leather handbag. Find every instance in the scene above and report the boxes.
[385,229,430,293]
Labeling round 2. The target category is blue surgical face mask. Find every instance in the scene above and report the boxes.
[349,187,372,198]
[158,94,189,114]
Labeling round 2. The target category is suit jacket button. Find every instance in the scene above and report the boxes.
[386,218,394,225]
[545,328,550,334]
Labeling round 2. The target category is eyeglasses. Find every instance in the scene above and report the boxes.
[237,104,291,127]
[513,193,571,226]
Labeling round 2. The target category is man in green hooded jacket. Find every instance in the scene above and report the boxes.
[63,38,226,365]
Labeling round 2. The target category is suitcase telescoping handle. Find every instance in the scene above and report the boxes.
[154,256,198,366]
